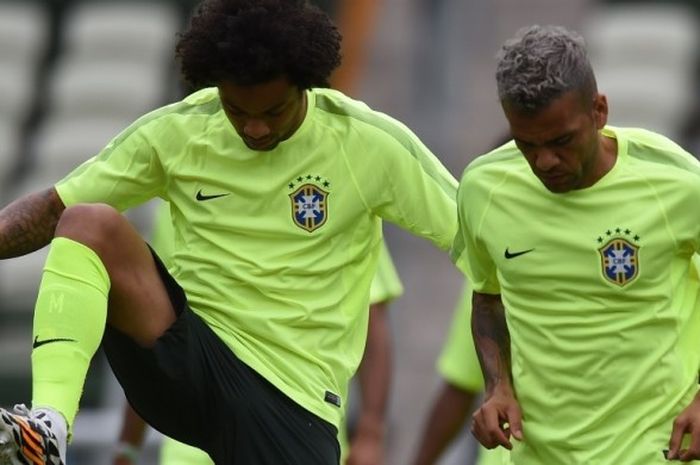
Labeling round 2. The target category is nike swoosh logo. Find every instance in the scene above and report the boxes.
[196,190,230,201]
[33,336,77,349]
[504,248,534,259]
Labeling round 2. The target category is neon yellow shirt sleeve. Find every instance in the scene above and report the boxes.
[436,282,484,391]
[369,240,403,304]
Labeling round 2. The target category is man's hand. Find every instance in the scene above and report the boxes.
[667,391,700,460]
[471,385,523,450]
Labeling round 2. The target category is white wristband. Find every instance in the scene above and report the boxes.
[114,442,140,462]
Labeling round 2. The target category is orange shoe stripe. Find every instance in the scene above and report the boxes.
[20,445,44,465]
[21,429,43,456]
[13,416,45,464]
[15,417,41,444]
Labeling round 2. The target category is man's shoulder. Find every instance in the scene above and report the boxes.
[181,87,219,106]
[312,87,371,115]
[461,141,524,183]
[311,88,431,158]
[127,88,221,137]
[615,126,700,176]
[617,126,686,153]
[143,88,221,125]
[312,88,411,136]
[171,87,222,116]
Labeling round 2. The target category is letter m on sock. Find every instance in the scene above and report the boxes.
[49,292,65,313]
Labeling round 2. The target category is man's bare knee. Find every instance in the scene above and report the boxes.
[55,204,126,253]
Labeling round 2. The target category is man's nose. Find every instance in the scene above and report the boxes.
[533,148,559,171]
[243,119,271,139]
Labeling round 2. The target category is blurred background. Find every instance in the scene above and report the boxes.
[1,0,699,464]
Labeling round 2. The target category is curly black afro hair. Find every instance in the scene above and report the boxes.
[176,0,342,90]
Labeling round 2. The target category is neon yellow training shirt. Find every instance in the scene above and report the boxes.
[437,283,481,392]
[151,200,404,465]
[150,201,176,270]
[452,127,700,464]
[55,86,456,427]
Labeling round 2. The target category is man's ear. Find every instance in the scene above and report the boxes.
[592,93,608,129]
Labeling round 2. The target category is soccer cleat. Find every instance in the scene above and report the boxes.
[0,405,64,465]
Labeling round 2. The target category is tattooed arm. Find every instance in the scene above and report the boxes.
[0,188,65,258]
[471,292,512,393]
[470,291,523,449]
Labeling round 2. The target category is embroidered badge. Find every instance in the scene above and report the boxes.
[288,175,330,232]
[596,228,640,287]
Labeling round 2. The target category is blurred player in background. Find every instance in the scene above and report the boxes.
[411,283,506,465]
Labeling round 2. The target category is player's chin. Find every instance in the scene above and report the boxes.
[244,137,278,151]
[539,175,574,193]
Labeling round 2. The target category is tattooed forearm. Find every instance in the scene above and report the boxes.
[0,188,65,258]
[472,291,512,393]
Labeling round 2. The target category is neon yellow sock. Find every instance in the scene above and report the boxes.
[31,237,110,429]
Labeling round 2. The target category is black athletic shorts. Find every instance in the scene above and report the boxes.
[103,249,340,465]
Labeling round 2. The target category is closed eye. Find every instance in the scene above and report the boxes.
[550,135,573,146]
[514,139,534,151]
[224,104,246,116]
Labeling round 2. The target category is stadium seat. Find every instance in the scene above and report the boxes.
[0,2,47,66]
[26,0,180,178]
[582,3,700,139]
[62,1,180,64]
[595,67,691,137]
[585,3,699,71]
[0,247,48,313]
[0,1,48,189]
[30,116,134,176]
[0,121,20,184]
[0,64,38,123]
[47,60,166,120]
[0,246,49,410]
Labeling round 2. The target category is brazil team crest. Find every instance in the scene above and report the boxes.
[598,236,639,287]
[290,183,329,232]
